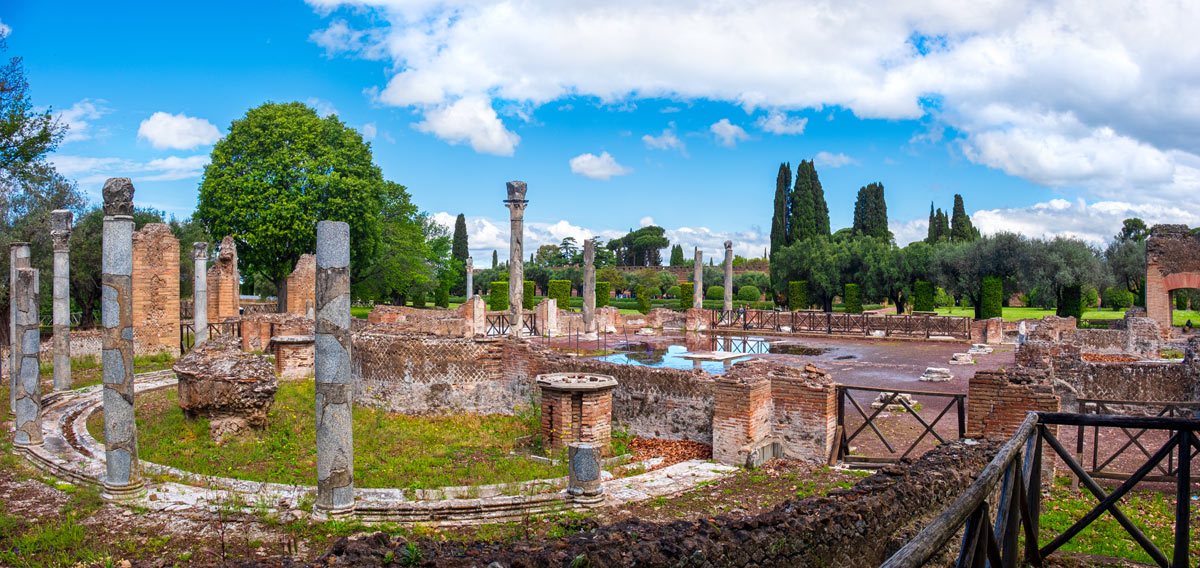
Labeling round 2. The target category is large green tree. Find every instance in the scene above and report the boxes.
[1026,237,1110,317]
[949,194,980,242]
[196,102,386,311]
[774,236,844,311]
[450,213,469,295]
[852,182,890,240]
[769,162,791,260]
[606,226,669,266]
[350,182,434,303]
[0,39,65,199]
[1104,217,1148,303]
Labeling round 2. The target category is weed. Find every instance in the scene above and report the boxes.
[400,542,422,566]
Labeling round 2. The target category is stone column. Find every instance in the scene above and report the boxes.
[9,241,30,412]
[504,181,528,334]
[723,240,734,313]
[101,178,141,496]
[568,443,603,504]
[193,242,209,346]
[12,267,42,446]
[583,239,596,334]
[693,248,703,307]
[50,210,73,391]
[465,257,473,298]
[315,220,354,517]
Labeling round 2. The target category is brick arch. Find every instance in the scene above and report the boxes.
[1162,272,1200,291]
[1144,224,1200,337]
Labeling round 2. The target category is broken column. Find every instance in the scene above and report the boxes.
[583,239,596,335]
[465,257,473,298]
[723,240,734,313]
[315,220,354,517]
[9,241,30,411]
[193,242,209,345]
[504,181,528,334]
[568,443,603,504]
[50,211,72,391]
[12,268,42,446]
[101,178,141,496]
[693,248,703,308]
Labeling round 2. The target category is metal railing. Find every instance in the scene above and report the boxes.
[835,386,966,466]
[883,412,1197,568]
[1076,399,1200,483]
[707,309,972,339]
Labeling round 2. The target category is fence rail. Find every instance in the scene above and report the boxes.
[883,412,1197,568]
[179,320,242,354]
[836,385,966,466]
[484,313,539,337]
[708,309,971,339]
[1076,399,1200,483]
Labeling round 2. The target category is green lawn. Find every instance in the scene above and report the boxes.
[87,380,566,490]
[935,306,1200,326]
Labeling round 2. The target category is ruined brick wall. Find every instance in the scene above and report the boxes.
[712,360,836,466]
[1145,224,1200,337]
[131,223,180,355]
[366,304,470,336]
[240,313,313,353]
[207,236,240,322]
[770,363,838,463]
[967,369,1060,439]
[284,254,315,315]
[712,371,772,465]
[272,340,314,378]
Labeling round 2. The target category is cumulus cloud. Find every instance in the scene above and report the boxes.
[972,198,1200,245]
[50,154,209,185]
[0,18,10,38]
[57,99,109,143]
[638,216,655,227]
[814,151,858,168]
[413,96,520,156]
[305,98,339,118]
[568,151,633,180]
[642,123,686,155]
[137,112,221,150]
[756,111,808,135]
[361,122,377,140]
[710,119,749,148]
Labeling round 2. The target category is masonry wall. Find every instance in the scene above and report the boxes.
[131,223,180,355]
[239,313,313,353]
[284,254,315,315]
[967,369,1061,439]
[208,236,240,322]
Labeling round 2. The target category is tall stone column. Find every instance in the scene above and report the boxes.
[9,241,30,412]
[315,220,354,517]
[583,239,596,334]
[101,178,141,496]
[51,210,73,391]
[723,240,734,313]
[465,257,474,298]
[693,248,703,307]
[12,267,42,446]
[504,181,528,334]
[193,242,209,346]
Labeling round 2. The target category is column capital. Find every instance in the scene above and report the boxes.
[102,177,135,216]
[192,241,209,260]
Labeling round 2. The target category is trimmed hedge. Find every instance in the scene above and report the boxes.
[1177,290,1189,311]
[635,284,650,314]
[679,283,695,310]
[523,281,535,310]
[435,283,449,308]
[489,282,508,311]
[411,287,427,309]
[596,282,610,308]
[666,285,681,298]
[789,281,807,310]
[1059,284,1084,319]
[913,280,935,312]
[706,285,725,301]
[548,279,571,311]
[843,284,862,314]
[980,276,1003,319]
[737,285,760,302]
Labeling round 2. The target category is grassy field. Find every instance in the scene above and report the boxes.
[935,306,1200,326]
[87,380,566,489]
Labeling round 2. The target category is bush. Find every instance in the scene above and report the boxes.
[635,284,650,314]
[1176,290,1189,311]
[411,287,427,309]
[737,285,761,302]
[843,284,862,314]
[1103,286,1133,310]
[913,280,935,312]
[595,282,610,308]
[1058,284,1084,319]
[980,276,1003,319]
[679,283,694,310]
[1084,286,1099,308]
[788,281,807,310]
[435,283,449,308]
[523,281,535,310]
[934,287,954,308]
[489,282,508,311]
[665,285,681,298]
[548,280,571,310]
[706,285,724,301]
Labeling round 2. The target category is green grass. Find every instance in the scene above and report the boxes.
[87,381,567,489]
[351,306,371,319]
[935,306,1200,326]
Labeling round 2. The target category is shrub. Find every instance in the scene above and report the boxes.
[980,276,1003,319]
[1059,284,1084,319]
[635,284,650,314]
[843,284,862,314]
[666,285,681,298]
[737,285,761,302]
[489,282,508,311]
[1176,290,1189,311]
[595,282,610,308]
[1084,286,1099,308]
[934,287,954,308]
[913,280,935,312]
[706,285,724,301]
[1103,286,1133,310]
[411,287,427,309]
[679,283,694,310]
[523,280,535,310]
[788,281,807,310]
[435,283,449,308]
[548,280,571,310]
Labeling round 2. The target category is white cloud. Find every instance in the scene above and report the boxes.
[413,96,520,156]
[309,18,387,60]
[641,123,686,155]
[710,119,749,148]
[58,99,109,143]
[814,151,858,168]
[568,151,633,180]
[972,198,1200,245]
[638,216,655,227]
[0,18,10,38]
[756,111,808,135]
[49,154,209,184]
[361,122,377,140]
[889,217,930,246]
[305,98,339,118]
[137,112,221,150]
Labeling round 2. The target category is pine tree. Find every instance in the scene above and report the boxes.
[950,194,977,242]
[789,160,816,243]
[451,213,469,262]
[852,182,890,239]
[770,162,791,258]
[809,161,830,237]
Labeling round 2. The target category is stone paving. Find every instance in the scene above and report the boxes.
[17,370,737,526]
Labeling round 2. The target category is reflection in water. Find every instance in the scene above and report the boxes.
[596,344,749,375]
[768,344,830,356]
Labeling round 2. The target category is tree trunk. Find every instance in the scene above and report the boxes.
[277,276,289,314]
[891,292,905,314]
[823,297,833,312]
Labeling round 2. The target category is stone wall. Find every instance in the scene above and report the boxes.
[366,304,477,336]
[713,360,836,466]
[131,223,180,355]
[239,313,313,353]
[967,369,1060,439]
[284,254,315,316]
[1145,224,1200,337]
[207,236,240,322]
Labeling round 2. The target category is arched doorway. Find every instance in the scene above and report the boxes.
[1144,225,1200,338]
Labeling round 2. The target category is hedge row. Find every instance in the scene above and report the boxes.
[524,281,535,311]
[913,280,934,312]
[435,284,449,308]
[635,284,650,314]
[489,282,508,311]
[843,284,862,314]
[737,285,761,302]
[595,282,610,308]
[980,276,1003,319]
[548,279,571,311]
[706,285,725,301]
[411,287,427,309]
[679,283,695,310]
[1059,284,1084,319]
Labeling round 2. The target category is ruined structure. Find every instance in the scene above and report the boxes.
[315,221,354,516]
[285,253,315,316]
[173,336,278,442]
[100,178,141,497]
[50,210,72,391]
[207,236,240,322]
[536,372,617,453]
[505,181,528,334]
[465,257,473,298]
[12,268,41,446]
[723,240,733,313]
[1144,224,1200,337]
[192,242,208,345]
[131,223,180,355]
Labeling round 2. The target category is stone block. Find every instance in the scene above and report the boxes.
[173,337,278,443]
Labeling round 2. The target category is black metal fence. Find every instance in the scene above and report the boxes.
[484,313,539,337]
[708,309,971,339]
[1076,399,1200,483]
[835,386,966,466]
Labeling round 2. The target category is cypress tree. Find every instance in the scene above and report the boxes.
[926,202,937,244]
[950,194,977,242]
[809,161,830,237]
[451,213,469,262]
[492,250,498,268]
[790,160,816,243]
[669,244,685,266]
[770,162,791,257]
[852,182,889,239]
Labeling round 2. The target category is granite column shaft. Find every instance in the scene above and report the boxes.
[465,257,473,298]
[723,240,733,313]
[12,268,42,446]
[583,239,596,333]
[101,178,140,494]
[51,210,72,391]
[693,248,703,307]
[315,221,354,516]
[193,243,209,345]
[504,181,528,334]
[9,242,30,412]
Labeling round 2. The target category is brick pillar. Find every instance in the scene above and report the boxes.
[132,223,180,355]
[208,236,240,322]
[712,373,772,465]
[1144,262,1172,339]
[285,254,316,315]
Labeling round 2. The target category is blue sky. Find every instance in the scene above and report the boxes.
[6,1,1200,264]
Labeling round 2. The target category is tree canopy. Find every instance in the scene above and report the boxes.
[851,182,890,240]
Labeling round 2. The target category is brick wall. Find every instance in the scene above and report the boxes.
[967,369,1060,439]
[208,236,240,322]
[285,254,315,315]
[240,313,313,353]
[712,371,772,465]
[131,223,180,355]
[272,338,314,378]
